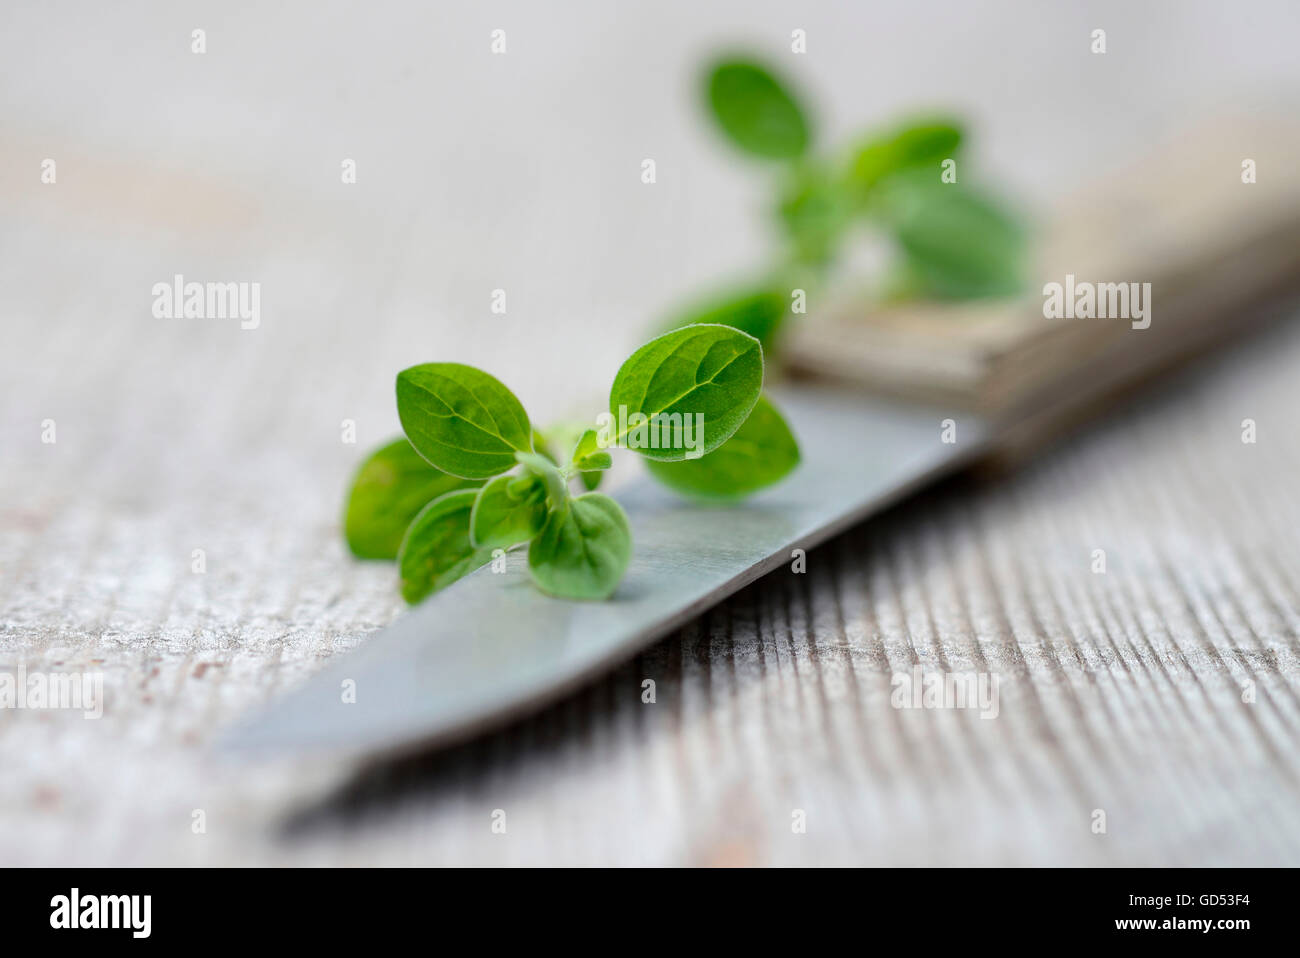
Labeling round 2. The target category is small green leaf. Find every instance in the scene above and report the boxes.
[396,363,533,479]
[849,117,965,195]
[571,429,612,469]
[665,285,790,352]
[571,427,601,462]
[892,120,963,163]
[469,473,548,551]
[877,173,1025,299]
[705,59,810,160]
[397,489,493,604]
[644,394,800,502]
[343,438,482,559]
[536,423,605,491]
[571,429,611,491]
[527,493,632,600]
[608,324,764,462]
[515,450,570,508]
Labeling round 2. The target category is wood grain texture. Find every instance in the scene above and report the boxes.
[4,308,1299,866]
[2,0,1299,867]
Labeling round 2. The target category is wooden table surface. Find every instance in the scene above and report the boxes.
[3,1,1299,867]
[4,303,1299,866]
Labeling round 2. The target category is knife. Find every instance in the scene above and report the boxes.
[221,386,988,758]
[221,112,1300,760]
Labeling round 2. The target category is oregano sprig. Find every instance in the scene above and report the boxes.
[672,56,1027,351]
[343,324,800,603]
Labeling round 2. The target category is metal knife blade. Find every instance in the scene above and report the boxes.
[219,386,988,759]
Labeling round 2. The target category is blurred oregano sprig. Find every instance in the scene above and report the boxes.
[673,57,1027,350]
[344,325,799,603]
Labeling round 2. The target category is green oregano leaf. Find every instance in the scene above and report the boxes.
[705,59,810,160]
[875,171,1025,299]
[849,117,965,196]
[665,284,791,352]
[643,394,800,502]
[469,473,548,552]
[606,324,763,463]
[571,429,611,469]
[567,429,609,491]
[527,493,632,600]
[396,363,533,479]
[343,437,482,560]
[397,489,493,604]
[515,450,569,509]
[532,423,603,490]
[571,428,600,462]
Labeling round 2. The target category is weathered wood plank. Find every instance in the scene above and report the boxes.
[4,315,1299,865]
